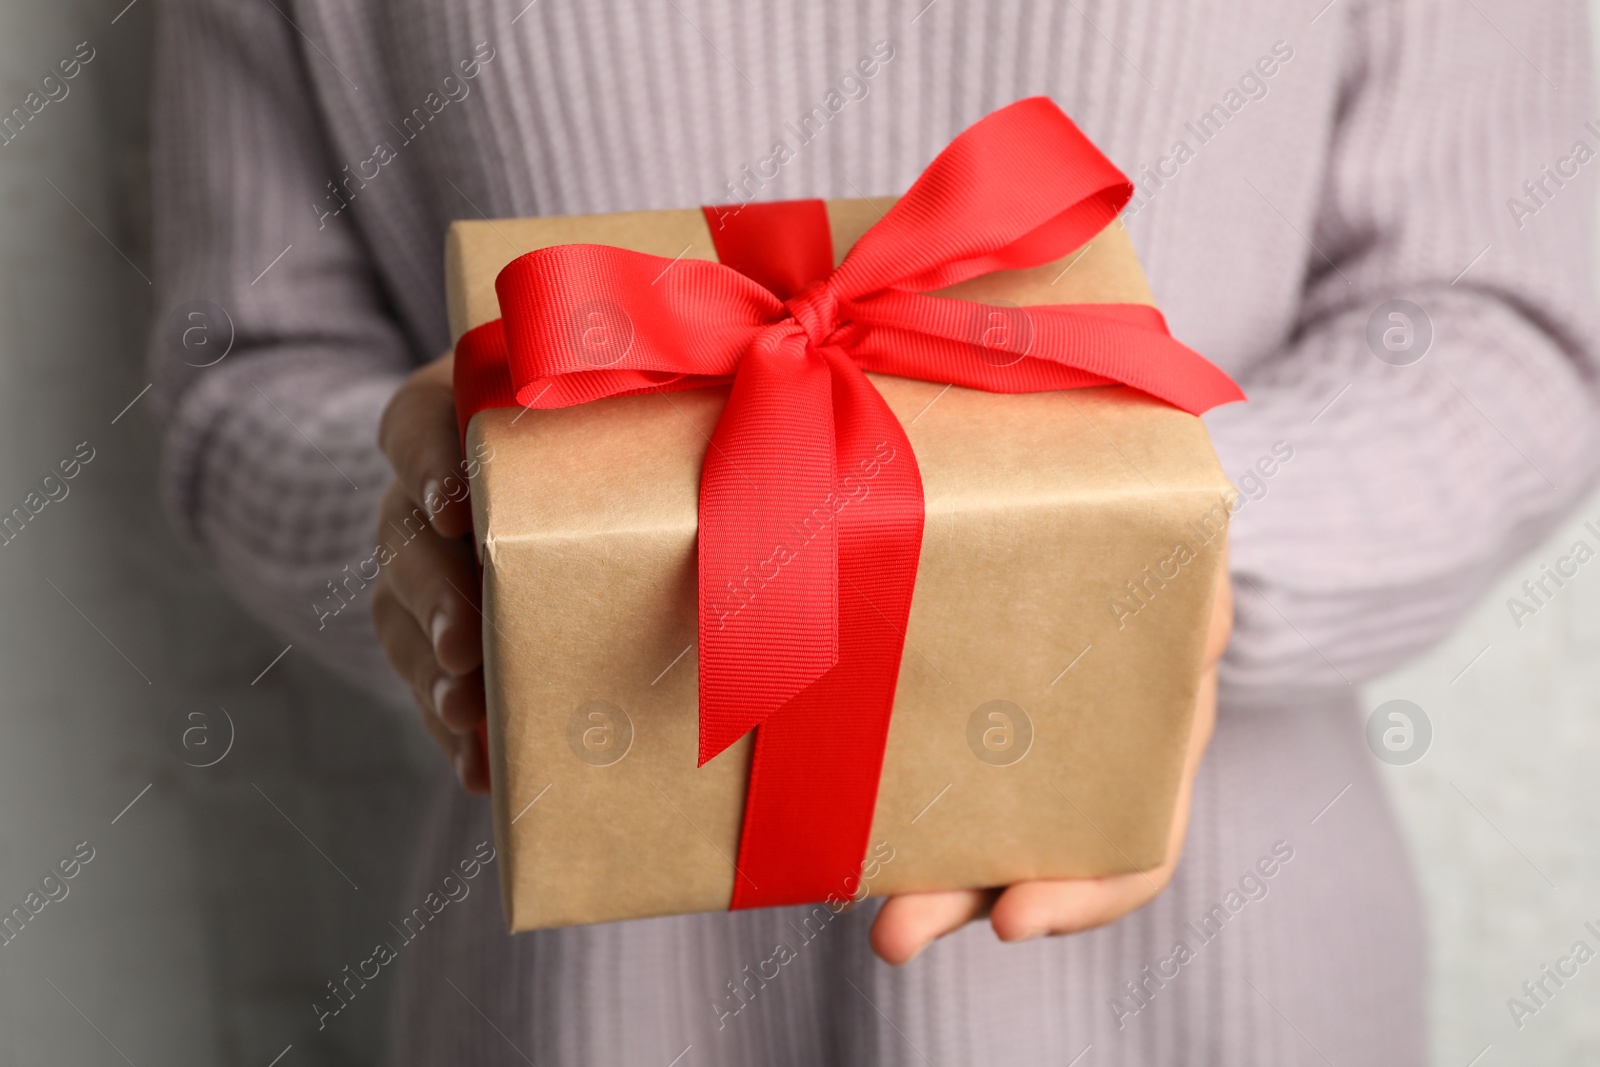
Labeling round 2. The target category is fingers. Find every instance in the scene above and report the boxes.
[374,353,491,794]
[869,888,997,965]
[377,481,481,672]
[434,668,486,735]
[377,352,474,539]
[990,871,1165,942]
[373,578,454,747]
[456,725,490,795]
[373,578,489,794]
[372,471,488,794]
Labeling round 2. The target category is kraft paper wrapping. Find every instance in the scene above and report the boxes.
[446,201,1232,932]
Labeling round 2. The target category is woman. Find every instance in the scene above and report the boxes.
[149,0,1599,1062]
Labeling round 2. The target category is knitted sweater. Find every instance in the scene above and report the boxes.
[147,1,1599,1062]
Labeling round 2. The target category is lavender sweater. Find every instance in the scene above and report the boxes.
[148,0,1599,1063]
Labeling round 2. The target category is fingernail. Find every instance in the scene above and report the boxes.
[432,675,453,721]
[423,478,445,526]
[430,610,449,656]
[1009,928,1046,943]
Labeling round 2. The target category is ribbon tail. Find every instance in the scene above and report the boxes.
[729,348,925,908]
[697,331,840,765]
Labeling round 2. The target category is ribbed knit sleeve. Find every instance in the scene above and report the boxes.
[1206,0,1600,690]
[147,0,410,701]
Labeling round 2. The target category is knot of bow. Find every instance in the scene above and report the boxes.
[781,281,844,350]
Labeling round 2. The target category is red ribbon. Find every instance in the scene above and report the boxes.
[454,97,1243,909]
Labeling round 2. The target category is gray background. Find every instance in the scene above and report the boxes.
[1,1,1597,1064]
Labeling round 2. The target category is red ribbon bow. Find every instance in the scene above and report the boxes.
[455,97,1243,909]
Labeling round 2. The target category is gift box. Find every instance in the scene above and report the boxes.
[448,98,1240,932]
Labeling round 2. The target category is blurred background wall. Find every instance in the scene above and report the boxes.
[0,2,1596,1065]
[0,5,433,1065]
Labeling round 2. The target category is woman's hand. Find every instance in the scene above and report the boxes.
[373,352,490,794]
[869,554,1234,965]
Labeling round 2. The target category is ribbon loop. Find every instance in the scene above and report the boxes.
[454,96,1245,911]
